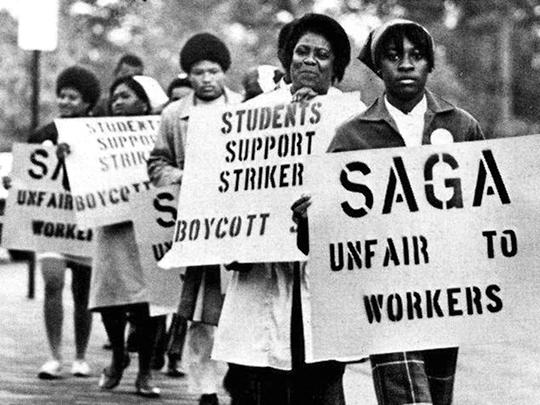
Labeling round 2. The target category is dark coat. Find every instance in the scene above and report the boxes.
[328,89,484,153]
[28,122,58,144]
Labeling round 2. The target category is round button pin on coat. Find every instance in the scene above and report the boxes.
[430,128,454,145]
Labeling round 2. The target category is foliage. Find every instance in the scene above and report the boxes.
[1,0,539,150]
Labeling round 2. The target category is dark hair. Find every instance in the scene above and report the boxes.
[277,19,297,67]
[180,33,231,73]
[167,77,192,98]
[109,76,150,113]
[374,24,434,71]
[282,13,351,83]
[56,65,101,110]
[114,54,144,75]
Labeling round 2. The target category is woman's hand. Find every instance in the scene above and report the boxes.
[291,87,319,103]
[2,176,12,190]
[292,195,311,256]
[291,194,311,224]
[56,142,71,161]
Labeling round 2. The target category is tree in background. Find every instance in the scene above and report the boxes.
[444,0,540,136]
[1,0,539,150]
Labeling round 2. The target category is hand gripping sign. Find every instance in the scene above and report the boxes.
[304,134,540,362]
[159,92,362,268]
[55,116,160,228]
[2,143,95,256]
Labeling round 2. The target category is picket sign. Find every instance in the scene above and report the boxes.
[56,116,160,227]
[159,92,362,268]
[304,134,540,361]
[130,184,185,315]
[2,143,94,256]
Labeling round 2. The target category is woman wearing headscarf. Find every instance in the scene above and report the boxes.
[295,19,485,405]
[88,75,168,397]
[214,13,364,405]
[27,66,100,380]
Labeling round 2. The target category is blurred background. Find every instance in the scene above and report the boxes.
[0,0,539,151]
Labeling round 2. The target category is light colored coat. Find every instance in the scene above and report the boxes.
[213,86,366,369]
[147,88,243,186]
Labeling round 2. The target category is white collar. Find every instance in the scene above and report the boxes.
[384,94,427,118]
[384,94,427,147]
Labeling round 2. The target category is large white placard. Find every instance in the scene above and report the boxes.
[2,143,94,256]
[160,92,362,268]
[131,185,184,315]
[55,116,160,227]
[305,135,540,362]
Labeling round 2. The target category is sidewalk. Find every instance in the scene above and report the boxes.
[0,261,212,405]
[0,261,538,404]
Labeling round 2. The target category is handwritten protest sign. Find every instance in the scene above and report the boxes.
[55,116,159,227]
[2,143,94,256]
[304,135,540,362]
[159,92,361,268]
[131,185,184,315]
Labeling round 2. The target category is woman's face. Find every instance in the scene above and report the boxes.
[290,32,335,95]
[110,83,148,116]
[379,36,430,109]
[57,87,90,118]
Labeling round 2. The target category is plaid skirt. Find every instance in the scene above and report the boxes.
[370,347,459,405]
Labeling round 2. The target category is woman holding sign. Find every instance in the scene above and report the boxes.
[87,75,168,397]
[27,65,101,380]
[214,13,364,405]
[294,20,485,405]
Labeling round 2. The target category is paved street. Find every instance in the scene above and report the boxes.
[0,261,538,404]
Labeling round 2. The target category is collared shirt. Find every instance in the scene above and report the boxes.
[384,95,427,147]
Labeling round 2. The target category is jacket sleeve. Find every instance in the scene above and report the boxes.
[468,119,486,142]
[327,119,359,153]
[458,107,486,142]
[147,104,184,187]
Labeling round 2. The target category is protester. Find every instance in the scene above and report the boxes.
[87,75,167,397]
[147,32,242,405]
[241,65,284,101]
[295,19,485,405]
[114,53,145,78]
[92,53,145,116]
[213,13,364,405]
[27,65,100,379]
[166,75,192,102]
